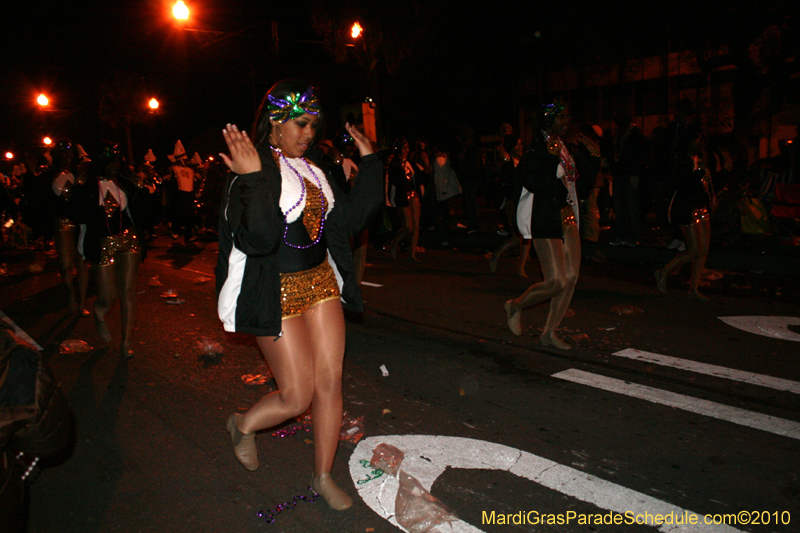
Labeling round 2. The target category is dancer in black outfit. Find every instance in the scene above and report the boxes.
[217,80,382,511]
[504,101,599,349]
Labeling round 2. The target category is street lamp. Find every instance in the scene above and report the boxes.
[5,152,13,160]
[37,93,49,107]
[149,98,160,110]
[43,137,52,146]
[351,22,363,39]
[173,1,189,21]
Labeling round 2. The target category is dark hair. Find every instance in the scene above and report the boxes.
[333,128,355,151]
[539,98,567,130]
[393,137,409,153]
[502,135,520,153]
[50,138,75,172]
[252,79,324,151]
[92,141,124,177]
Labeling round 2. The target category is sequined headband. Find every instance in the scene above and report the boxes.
[267,88,321,123]
[543,101,567,117]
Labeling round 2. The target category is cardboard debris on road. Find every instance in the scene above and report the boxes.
[59,339,93,354]
[610,304,643,316]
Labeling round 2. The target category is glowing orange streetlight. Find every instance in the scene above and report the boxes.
[351,22,363,39]
[37,93,49,107]
[5,152,13,160]
[43,137,52,146]
[149,98,160,110]
[173,1,189,21]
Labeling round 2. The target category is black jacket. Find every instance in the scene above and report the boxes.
[216,149,382,336]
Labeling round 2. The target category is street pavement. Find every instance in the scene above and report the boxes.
[2,227,799,533]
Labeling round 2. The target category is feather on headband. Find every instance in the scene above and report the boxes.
[267,88,321,123]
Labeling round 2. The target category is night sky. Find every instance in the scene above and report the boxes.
[1,0,783,163]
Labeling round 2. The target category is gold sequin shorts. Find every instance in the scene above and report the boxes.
[280,260,340,319]
[691,207,710,224]
[57,217,75,231]
[560,206,577,227]
[98,229,141,266]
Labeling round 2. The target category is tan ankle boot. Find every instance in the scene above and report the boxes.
[312,473,352,511]
[227,414,258,471]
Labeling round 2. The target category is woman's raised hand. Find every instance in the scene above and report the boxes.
[346,122,374,157]
[220,124,262,174]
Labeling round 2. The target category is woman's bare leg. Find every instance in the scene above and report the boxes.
[504,238,566,335]
[410,197,422,261]
[391,206,412,259]
[234,299,352,509]
[226,316,314,473]
[303,299,346,476]
[517,239,531,278]
[305,299,351,509]
[688,218,711,300]
[655,224,699,292]
[76,254,89,312]
[239,321,315,434]
[55,226,79,313]
[541,224,581,349]
[117,252,141,356]
[92,264,117,342]
[489,234,518,273]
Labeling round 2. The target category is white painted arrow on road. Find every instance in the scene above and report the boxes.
[350,435,743,533]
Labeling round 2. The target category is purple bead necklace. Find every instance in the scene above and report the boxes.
[274,148,326,249]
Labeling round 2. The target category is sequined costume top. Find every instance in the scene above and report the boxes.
[68,175,142,264]
[669,156,713,226]
[520,136,574,240]
[388,159,418,208]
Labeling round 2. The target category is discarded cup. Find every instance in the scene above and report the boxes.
[380,364,389,377]
[339,412,365,443]
[395,470,457,533]
[161,289,178,298]
[165,298,185,305]
[610,304,643,316]
[197,337,223,356]
[370,443,404,477]
[59,339,92,354]
[149,276,163,287]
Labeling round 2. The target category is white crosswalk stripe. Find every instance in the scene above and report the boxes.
[612,348,800,394]
[552,369,800,440]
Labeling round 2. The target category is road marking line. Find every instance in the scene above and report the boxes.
[613,348,800,394]
[350,435,743,532]
[0,309,43,351]
[553,369,800,440]
[718,316,800,343]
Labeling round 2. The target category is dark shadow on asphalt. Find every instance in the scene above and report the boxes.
[154,242,205,270]
[2,283,92,344]
[63,345,129,532]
